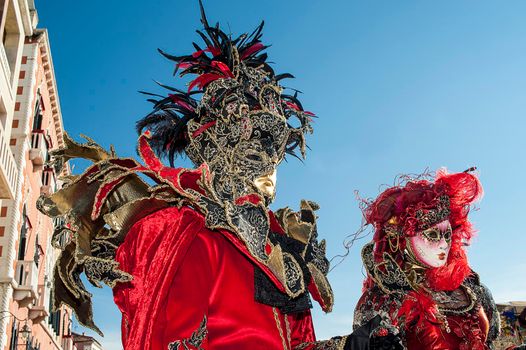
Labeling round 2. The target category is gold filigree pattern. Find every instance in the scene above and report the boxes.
[168,316,208,350]
[273,308,289,350]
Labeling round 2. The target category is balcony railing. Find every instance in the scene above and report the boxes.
[29,130,48,166]
[13,260,39,306]
[0,122,17,199]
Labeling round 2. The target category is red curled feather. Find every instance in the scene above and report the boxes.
[192,50,204,58]
[191,46,221,58]
[211,61,234,78]
[240,43,265,60]
[188,73,224,92]
[285,101,301,111]
[177,62,193,70]
[168,94,195,112]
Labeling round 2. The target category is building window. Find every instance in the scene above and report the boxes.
[56,311,61,336]
[9,319,18,350]
[17,205,27,260]
[41,167,54,187]
[39,93,45,111]
[48,290,61,337]
[47,288,53,318]
[48,310,61,336]
[41,170,48,186]
[32,94,42,131]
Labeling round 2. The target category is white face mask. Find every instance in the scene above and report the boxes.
[407,220,452,268]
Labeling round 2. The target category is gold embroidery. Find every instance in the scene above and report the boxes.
[273,308,289,350]
[284,313,292,349]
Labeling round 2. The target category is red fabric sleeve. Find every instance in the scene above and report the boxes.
[155,227,216,349]
[288,311,316,347]
[113,206,207,350]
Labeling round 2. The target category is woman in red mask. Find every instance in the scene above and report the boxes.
[353,169,502,350]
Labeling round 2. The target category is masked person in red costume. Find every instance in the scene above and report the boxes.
[37,2,404,350]
[353,169,504,350]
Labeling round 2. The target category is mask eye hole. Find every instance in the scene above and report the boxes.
[422,229,441,242]
[261,137,278,158]
[246,153,263,161]
[444,228,452,242]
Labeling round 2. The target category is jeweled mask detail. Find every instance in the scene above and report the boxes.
[137,5,313,202]
[415,195,451,230]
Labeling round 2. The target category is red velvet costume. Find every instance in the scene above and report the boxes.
[356,282,493,350]
[404,310,489,350]
[39,130,372,349]
[113,206,318,350]
[353,170,501,350]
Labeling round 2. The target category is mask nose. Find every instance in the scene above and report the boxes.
[438,238,449,250]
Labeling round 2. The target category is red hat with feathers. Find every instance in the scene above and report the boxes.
[363,168,483,291]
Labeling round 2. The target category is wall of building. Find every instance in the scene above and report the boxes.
[0,1,74,349]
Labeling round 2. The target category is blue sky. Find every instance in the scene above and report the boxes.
[38,1,526,348]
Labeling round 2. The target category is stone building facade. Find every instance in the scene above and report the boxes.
[0,1,75,350]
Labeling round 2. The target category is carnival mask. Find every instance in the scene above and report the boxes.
[138,42,312,206]
[407,220,452,268]
[184,75,290,203]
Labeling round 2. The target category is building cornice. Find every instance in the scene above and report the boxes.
[33,28,65,149]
